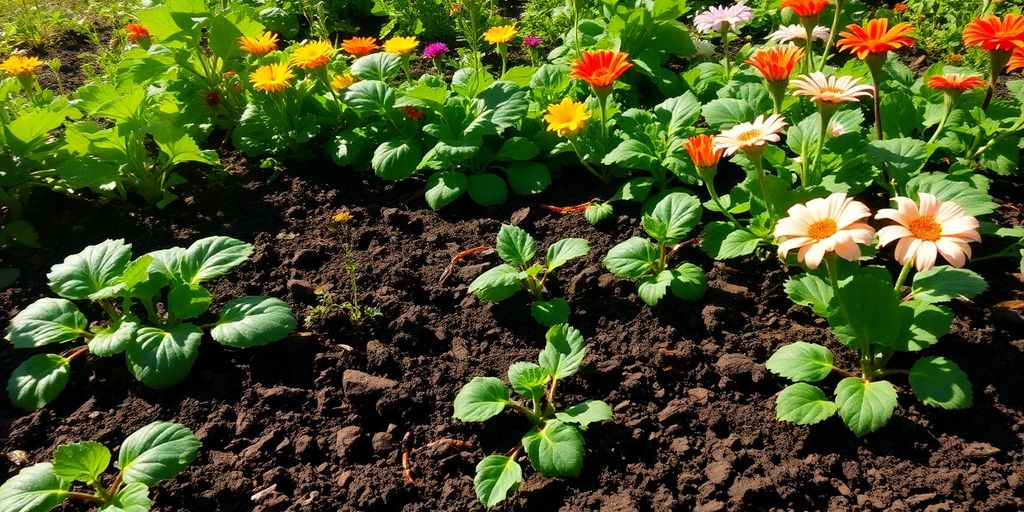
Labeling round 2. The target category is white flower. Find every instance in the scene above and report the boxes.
[714,113,788,156]
[768,24,831,44]
[694,2,754,33]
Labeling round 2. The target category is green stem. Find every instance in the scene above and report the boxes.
[926,94,954,145]
[751,152,775,219]
[825,255,871,380]
[507,400,541,424]
[598,91,610,152]
[817,0,845,71]
[803,25,815,73]
[810,106,836,187]
[66,491,104,504]
[892,260,913,294]
[498,44,507,76]
[705,179,746,231]
[569,138,608,183]
[721,26,732,79]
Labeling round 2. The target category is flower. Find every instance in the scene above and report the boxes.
[774,193,876,269]
[331,73,357,90]
[523,34,542,48]
[745,45,804,82]
[383,36,419,55]
[0,55,44,77]
[249,63,294,92]
[238,32,279,56]
[450,2,463,15]
[292,40,334,69]
[947,53,964,64]
[570,50,632,90]
[124,24,150,44]
[780,0,829,18]
[403,105,424,120]
[962,14,1024,53]
[829,119,848,137]
[791,72,875,104]
[693,2,753,33]
[332,210,353,224]
[684,134,724,171]
[876,193,980,270]
[837,18,915,60]
[714,114,787,156]
[543,98,591,137]
[768,24,830,44]
[422,42,449,59]
[927,73,985,92]
[893,3,909,13]
[341,36,379,56]
[483,25,518,45]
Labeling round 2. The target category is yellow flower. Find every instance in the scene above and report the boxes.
[331,73,358,90]
[483,25,518,45]
[0,55,44,77]
[332,210,354,224]
[238,31,279,56]
[543,98,591,137]
[249,63,294,93]
[383,36,419,56]
[291,40,334,69]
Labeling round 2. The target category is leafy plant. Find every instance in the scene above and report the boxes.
[4,236,297,410]
[304,210,382,326]
[453,324,612,508]
[0,421,200,512]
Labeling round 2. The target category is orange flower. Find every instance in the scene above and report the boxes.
[927,73,985,91]
[684,134,724,172]
[570,50,632,91]
[837,18,915,60]
[745,45,804,82]
[341,37,378,57]
[291,40,334,69]
[124,23,150,44]
[892,3,908,13]
[780,0,829,18]
[1009,49,1024,72]
[963,14,1024,53]
[0,55,44,77]
[238,32,279,56]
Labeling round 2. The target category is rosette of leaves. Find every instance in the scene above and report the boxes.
[602,192,708,306]
[4,237,297,410]
[0,421,200,512]
[469,225,589,326]
[453,324,612,508]
[767,264,986,436]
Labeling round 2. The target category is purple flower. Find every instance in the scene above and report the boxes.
[422,42,449,59]
[523,34,542,48]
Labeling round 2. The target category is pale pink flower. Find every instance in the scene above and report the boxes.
[829,119,848,137]
[791,72,875,103]
[713,114,787,156]
[694,2,754,33]
[775,193,876,269]
[875,193,981,270]
[768,24,830,44]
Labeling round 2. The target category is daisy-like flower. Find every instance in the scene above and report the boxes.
[249,63,294,93]
[238,32,279,56]
[543,98,591,137]
[774,193,876,269]
[829,119,848,137]
[876,193,980,270]
[693,2,753,33]
[791,72,874,104]
[962,14,1024,53]
[768,24,830,44]
[570,50,632,91]
[837,18,915,60]
[927,73,985,92]
[780,0,829,19]
[421,42,449,59]
[292,40,334,69]
[341,36,379,56]
[746,45,804,82]
[124,23,151,45]
[331,73,357,90]
[1008,49,1024,72]
[714,114,787,156]
[684,134,724,174]
[0,54,44,77]
[483,25,518,45]
[893,3,909,13]
[383,36,419,55]
[523,35,542,48]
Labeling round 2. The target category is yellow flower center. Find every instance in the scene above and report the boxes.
[807,218,838,240]
[737,129,763,142]
[909,217,941,241]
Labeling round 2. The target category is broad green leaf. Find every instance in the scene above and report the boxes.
[468,264,522,302]
[52,441,111,483]
[467,173,509,206]
[88,315,139,357]
[546,238,589,270]
[5,298,88,348]
[784,273,832,316]
[669,263,707,301]
[350,52,403,81]
[866,138,927,187]
[496,225,537,266]
[126,325,202,389]
[211,297,296,348]
[775,383,837,425]
[478,81,529,131]
[539,324,586,379]
[911,266,987,303]
[206,10,264,60]
[342,80,395,114]
[603,237,660,279]
[828,274,907,349]
[701,222,761,260]
[522,420,584,477]
[167,284,212,320]
[555,400,612,428]
[894,301,952,351]
[425,171,467,209]
[584,203,613,224]
[8,354,70,411]
[121,256,154,292]
[531,298,570,327]
[505,162,551,195]
[508,362,550,402]
[0,463,70,512]
[494,137,539,161]
[99,482,151,512]
[473,455,522,509]
[642,192,702,244]
[453,377,510,421]
[372,139,421,180]
[145,248,185,282]
[117,422,200,486]
[909,356,972,409]
[610,177,655,202]
[835,377,898,436]
[47,239,132,300]
[637,270,673,306]
[179,237,252,285]
[905,172,997,217]
[765,342,834,382]
[702,98,754,130]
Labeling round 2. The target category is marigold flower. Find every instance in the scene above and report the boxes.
[450,2,464,15]
[791,72,875,103]
[837,18,915,60]
[331,73,357,90]
[570,50,632,90]
[927,73,985,92]
[544,98,591,137]
[291,40,334,69]
[876,193,980,270]
[693,2,753,33]
[745,45,804,82]
[422,42,449,59]
[963,14,1024,53]
[341,36,378,57]
[714,114,787,156]
[383,36,419,55]
[947,53,964,64]
[780,0,828,18]
[238,31,279,56]
[483,25,518,45]
[0,55,44,77]
[249,63,294,93]
[684,134,724,171]
[124,23,150,44]
[893,3,908,13]
[768,24,830,44]
[774,193,876,269]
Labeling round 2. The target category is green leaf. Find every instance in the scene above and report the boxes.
[866,138,927,188]
[701,222,760,260]
[467,173,509,206]
[5,298,88,348]
[468,263,522,301]
[178,237,252,285]
[206,10,264,60]
[424,171,467,210]
[702,98,754,130]
[642,192,702,244]
[496,225,537,266]
[894,300,952,351]
[126,325,203,389]
[828,274,906,349]
[117,422,200,486]
[775,383,837,425]
[8,354,70,411]
[765,342,834,382]
[909,356,972,409]
[350,52,403,81]
[555,400,612,428]
[905,172,997,217]
[52,441,111,483]
[584,203,613,224]
[669,263,707,301]
[546,238,589,271]
[603,237,660,279]
[531,298,570,327]
[834,377,898,436]
[453,377,510,422]
[473,455,522,509]
[494,137,539,161]
[0,463,70,512]
[88,315,139,357]
[610,177,655,203]
[911,266,987,303]
[167,284,212,320]
[211,297,296,348]
[505,162,550,195]
[99,482,151,512]
[508,362,550,402]
[47,239,132,300]
[784,273,832,316]
[637,270,673,306]
[522,420,584,477]
[539,324,586,379]
[372,139,421,180]
[478,81,529,132]
[342,80,395,114]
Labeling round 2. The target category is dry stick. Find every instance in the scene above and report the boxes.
[401,432,414,485]
[439,246,493,284]
[424,438,476,451]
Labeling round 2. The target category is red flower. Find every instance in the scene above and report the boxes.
[926,74,985,91]
[402,106,424,120]
[124,23,150,44]
[892,3,909,13]
[780,0,829,18]
[963,14,1024,53]
[570,50,632,90]
[205,90,221,106]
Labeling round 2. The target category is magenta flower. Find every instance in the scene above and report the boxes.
[422,42,449,60]
[523,34,542,48]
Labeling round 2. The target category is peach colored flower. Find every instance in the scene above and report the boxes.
[774,193,875,269]
[875,193,980,270]
[713,113,787,156]
[790,72,875,103]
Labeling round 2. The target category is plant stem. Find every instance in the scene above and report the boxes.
[705,179,746,232]
[720,25,732,80]
[598,91,610,152]
[569,139,608,183]
[892,260,913,293]
[498,44,507,76]
[926,94,954,145]
[66,491,104,504]
[817,0,845,71]
[825,255,871,381]
[983,50,1011,111]
[809,107,833,187]
[803,25,815,73]
[507,401,541,424]
[750,151,775,219]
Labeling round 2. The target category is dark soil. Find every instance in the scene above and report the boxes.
[1,150,1022,512]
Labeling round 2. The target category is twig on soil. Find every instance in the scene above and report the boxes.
[539,198,600,215]
[402,432,414,485]
[423,438,476,451]
[439,246,493,284]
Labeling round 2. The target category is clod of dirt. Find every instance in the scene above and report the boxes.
[342,370,397,403]
[287,278,315,298]
[333,426,366,461]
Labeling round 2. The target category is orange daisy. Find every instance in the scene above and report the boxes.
[836,18,915,60]
[684,134,724,173]
[291,40,334,69]
[341,36,379,57]
[963,14,1024,53]
[927,73,985,92]
[780,0,829,19]
[745,45,804,82]
[1009,49,1024,72]
[124,23,150,44]
[570,50,632,92]
[238,32,279,56]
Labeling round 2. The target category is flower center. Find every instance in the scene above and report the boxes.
[807,218,838,240]
[909,217,942,241]
[737,129,762,142]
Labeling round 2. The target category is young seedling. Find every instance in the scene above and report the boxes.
[4,237,297,410]
[0,421,200,511]
[453,324,612,508]
[309,209,381,326]
[468,225,590,326]
[603,192,708,306]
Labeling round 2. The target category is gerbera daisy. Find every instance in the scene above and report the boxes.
[774,193,876,269]
[746,45,805,112]
[927,73,985,92]
[341,36,379,57]
[693,2,753,33]
[876,193,980,270]
[791,72,874,104]
[124,23,151,45]
[483,25,518,45]
[249,63,294,93]
[331,73,357,90]
[383,36,419,55]
[238,32,279,56]
[713,114,787,156]
[836,18,915,60]
[768,24,830,44]
[291,40,334,69]
[0,54,44,77]
[570,50,632,92]
[684,134,724,171]
[780,0,829,19]
[963,14,1024,109]
[543,98,591,137]
[1008,48,1024,73]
